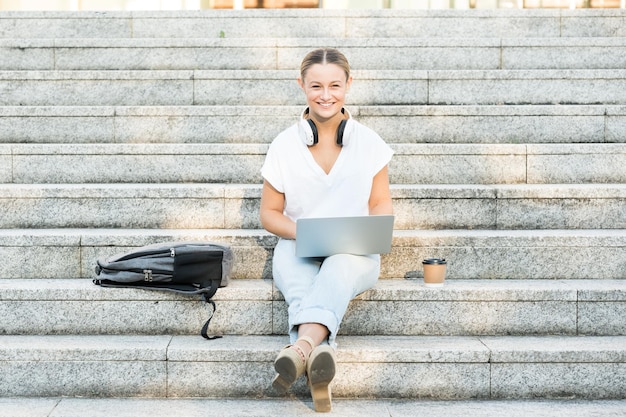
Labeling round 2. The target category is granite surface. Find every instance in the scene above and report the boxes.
[0,300,273,336]
[332,363,490,399]
[561,13,626,37]
[11,147,266,184]
[45,38,499,71]
[1,229,625,279]
[9,183,623,230]
[2,279,624,337]
[0,44,53,70]
[361,110,607,144]
[0,14,133,38]
[2,398,626,417]
[0,72,194,106]
[1,334,625,398]
[0,154,10,183]
[1,105,620,145]
[428,70,626,105]
[579,302,626,336]
[1,398,626,417]
[1,361,166,397]
[4,36,625,72]
[340,299,577,336]
[8,142,626,185]
[391,153,526,184]
[0,9,622,44]
[528,153,626,183]
[491,363,626,399]
[6,69,625,106]
[0,335,170,396]
[4,9,625,40]
[0,245,80,279]
[501,39,626,70]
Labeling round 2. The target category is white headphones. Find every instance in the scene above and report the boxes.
[298,107,354,147]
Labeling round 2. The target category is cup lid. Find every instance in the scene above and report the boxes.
[422,258,446,265]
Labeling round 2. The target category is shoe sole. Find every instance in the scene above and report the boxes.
[307,346,336,413]
[272,373,290,394]
[273,350,301,394]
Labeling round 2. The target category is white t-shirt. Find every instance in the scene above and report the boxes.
[261,117,394,222]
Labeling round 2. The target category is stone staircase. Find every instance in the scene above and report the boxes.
[1,8,625,406]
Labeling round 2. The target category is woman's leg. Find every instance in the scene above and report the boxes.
[298,252,379,412]
[272,238,381,405]
[272,239,323,344]
[273,239,380,348]
[271,239,322,392]
[294,252,380,349]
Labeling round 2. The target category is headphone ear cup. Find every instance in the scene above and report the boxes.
[336,119,354,146]
[299,118,318,146]
[307,119,319,145]
[336,119,346,146]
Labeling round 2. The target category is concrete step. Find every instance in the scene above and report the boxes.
[393,184,626,230]
[2,37,626,71]
[1,105,624,145]
[1,183,625,230]
[1,278,624,337]
[1,69,626,106]
[2,398,626,417]
[1,9,625,39]
[0,334,624,399]
[2,143,625,185]
[0,228,624,280]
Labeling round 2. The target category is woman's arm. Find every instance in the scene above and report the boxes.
[260,180,297,240]
[368,165,393,216]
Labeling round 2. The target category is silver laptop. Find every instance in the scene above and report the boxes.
[295,215,395,257]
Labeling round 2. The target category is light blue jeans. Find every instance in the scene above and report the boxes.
[272,238,380,349]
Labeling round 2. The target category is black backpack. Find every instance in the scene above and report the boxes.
[94,241,232,339]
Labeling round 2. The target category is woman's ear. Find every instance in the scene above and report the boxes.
[346,76,353,92]
[297,77,305,91]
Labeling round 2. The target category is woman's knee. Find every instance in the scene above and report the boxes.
[320,254,380,291]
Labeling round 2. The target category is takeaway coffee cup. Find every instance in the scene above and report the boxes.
[422,258,447,287]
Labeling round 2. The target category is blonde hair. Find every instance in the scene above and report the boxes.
[300,48,351,81]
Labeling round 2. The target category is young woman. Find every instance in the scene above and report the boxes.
[260,48,393,412]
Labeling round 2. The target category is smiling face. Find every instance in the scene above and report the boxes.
[297,49,352,125]
[298,62,352,123]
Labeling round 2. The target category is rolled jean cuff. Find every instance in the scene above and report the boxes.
[290,307,339,349]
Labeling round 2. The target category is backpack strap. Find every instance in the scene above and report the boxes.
[94,276,223,340]
[200,295,222,340]
[198,277,222,340]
